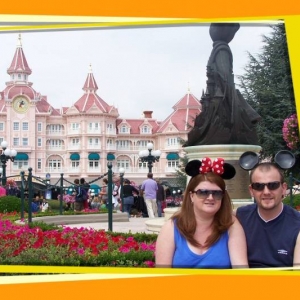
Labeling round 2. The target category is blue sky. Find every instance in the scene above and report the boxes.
[0,23,274,120]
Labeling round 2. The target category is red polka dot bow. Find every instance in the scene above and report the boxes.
[199,157,225,175]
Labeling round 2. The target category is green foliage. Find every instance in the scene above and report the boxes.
[283,194,300,209]
[28,220,62,231]
[175,152,188,189]
[109,231,158,243]
[0,196,29,213]
[238,24,296,161]
[48,200,61,210]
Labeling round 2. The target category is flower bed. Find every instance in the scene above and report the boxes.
[0,217,156,267]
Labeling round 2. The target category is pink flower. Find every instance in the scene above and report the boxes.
[282,114,300,150]
[144,261,155,267]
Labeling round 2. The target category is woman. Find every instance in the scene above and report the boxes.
[155,157,248,269]
[122,179,139,217]
[99,178,108,208]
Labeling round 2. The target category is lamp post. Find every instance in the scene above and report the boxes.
[119,167,125,212]
[0,141,17,186]
[107,161,113,231]
[138,142,161,173]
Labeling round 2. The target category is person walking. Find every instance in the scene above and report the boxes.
[140,173,158,218]
[80,178,90,210]
[156,179,166,217]
[122,178,139,217]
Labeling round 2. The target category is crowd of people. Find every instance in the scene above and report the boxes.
[54,174,170,218]
[0,179,21,198]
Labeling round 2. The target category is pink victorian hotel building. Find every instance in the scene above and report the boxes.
[0,36,201,186]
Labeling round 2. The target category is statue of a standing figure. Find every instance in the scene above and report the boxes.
[185,23,261,146]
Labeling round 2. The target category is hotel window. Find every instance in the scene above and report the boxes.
[142,125,150,133]
[137,140,152,147]
[22,138,28,146]
[167,161,179,168]
[71,138,80,146]
[71,161,80,168]
[89,161,99,168]
[0,123,4,131]
[89,138,99,146]
[13,161,29,170]
[37,159,42,170]
[117,159,130,170]
[167,137,178,146]
[37,138,42,147]
[37,123,42,132]
[22,122,29,131]
[71,123,79,130]
[13,122,19,131]
[89,122,100,130]
[121,125,129,133]
[13,138,19,146]
[49,159,62,170]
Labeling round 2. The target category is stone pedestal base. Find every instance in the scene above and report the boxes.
[184,144,261,202]
[145,207,180,233]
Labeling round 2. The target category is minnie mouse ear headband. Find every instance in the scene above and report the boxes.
[185,157,236,180]
[239,150,296,171]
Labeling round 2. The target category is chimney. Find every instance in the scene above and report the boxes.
[143,111,153,118]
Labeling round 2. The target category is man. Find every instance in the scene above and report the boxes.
[156,179,165,217]
[236,162,300,268]
[140,173,158,218]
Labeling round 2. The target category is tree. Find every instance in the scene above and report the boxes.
[237,23,297,160]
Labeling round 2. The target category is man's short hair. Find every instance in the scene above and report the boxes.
[250,162,285,183]
[147,173,153,178]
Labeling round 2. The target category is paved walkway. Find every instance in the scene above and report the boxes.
[66,217,153,234]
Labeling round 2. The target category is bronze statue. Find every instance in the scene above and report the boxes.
[185,23,261,146]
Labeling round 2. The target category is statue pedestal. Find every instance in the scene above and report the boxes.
[184,144,261,203]
[145,207,180,233]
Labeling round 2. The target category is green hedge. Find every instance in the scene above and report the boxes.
[0,196,29,213]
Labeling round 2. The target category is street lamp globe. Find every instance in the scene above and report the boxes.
[119,167,125,175]
[1,141,8,149]
[147,142,153,150]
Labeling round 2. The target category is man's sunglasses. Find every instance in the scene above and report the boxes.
[251,181,281,191]
[191,189,224,200]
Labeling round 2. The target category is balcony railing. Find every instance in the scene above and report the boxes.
[46,145,65,151]
[46,130,65,136]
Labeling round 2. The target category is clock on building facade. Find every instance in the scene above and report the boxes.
[12,96,30,113]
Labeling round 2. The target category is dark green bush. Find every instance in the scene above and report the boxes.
[283,194,300,209]
[0,196,29,213]
[48,200,62,210]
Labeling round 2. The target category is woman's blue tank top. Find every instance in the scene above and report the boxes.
[172,222,231,269]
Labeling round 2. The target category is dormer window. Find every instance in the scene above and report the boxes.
[142,125,151,134]
[18,74,21,79]
[121,125,129,133]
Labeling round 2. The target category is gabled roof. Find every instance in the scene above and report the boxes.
[72,66,118,115]
[116,118,161,134]
[7,34,32,75]
[157,92,201,133]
